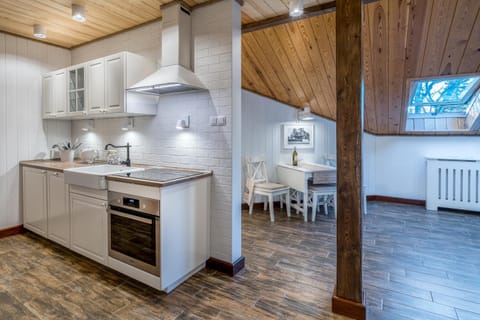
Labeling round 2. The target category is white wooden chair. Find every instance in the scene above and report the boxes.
[309,184,337,221]
[246,160,291,222]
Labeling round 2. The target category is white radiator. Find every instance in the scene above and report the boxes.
[426,159,480,212]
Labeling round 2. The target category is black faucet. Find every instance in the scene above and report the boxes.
[105,143,131,167]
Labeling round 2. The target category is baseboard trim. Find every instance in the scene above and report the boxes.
[367,195,425,206]
[0,225,24,239]
[206,256,245,276]
[332,292,366,320]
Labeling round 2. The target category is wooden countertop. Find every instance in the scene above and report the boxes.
[20,160,212,187]
[19,159,94,172]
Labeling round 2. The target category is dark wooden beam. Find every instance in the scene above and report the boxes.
[242,0,378,34]
[332,0,365,319]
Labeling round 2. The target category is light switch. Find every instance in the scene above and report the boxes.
[209,115,226,126]
[209,116,217,126]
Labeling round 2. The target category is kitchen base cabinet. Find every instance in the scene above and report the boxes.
[22,167,48,236]
[70,192,108,265]
[22,167,70,243]
[47,171,70,247]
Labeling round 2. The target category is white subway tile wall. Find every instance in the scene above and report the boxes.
[71,0,241,262]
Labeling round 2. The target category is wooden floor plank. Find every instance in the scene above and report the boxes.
[0,202,479,319]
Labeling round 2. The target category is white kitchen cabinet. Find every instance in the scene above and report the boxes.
[47,171,70,247]
[105,53,125,113]
[70,192,108,265]
[42,74,54,117]
[23,167,70,242]
[83,51,156,117]
[43,69,67,118]
[67,63,86,116]
[86,58,105,114]
[22,167,48,236]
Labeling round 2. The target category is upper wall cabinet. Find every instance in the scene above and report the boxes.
[68,64,86,116]
[43,69,67,118]
[43,52,157,120]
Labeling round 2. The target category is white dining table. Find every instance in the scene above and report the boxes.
[277,162,336,222]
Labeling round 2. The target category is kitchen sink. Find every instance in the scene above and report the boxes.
[64,165,144,189]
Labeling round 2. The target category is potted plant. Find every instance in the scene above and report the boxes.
[52,141,82,162]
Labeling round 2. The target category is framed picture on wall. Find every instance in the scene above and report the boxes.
[282,123,314,150]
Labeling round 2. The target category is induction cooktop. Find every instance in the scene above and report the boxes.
[113,168,202,182]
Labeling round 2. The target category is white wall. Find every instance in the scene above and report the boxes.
[71,21,161,65]
[0,33,71,229]
[242,90,336,182]
[365,135,480,200]
[70,0,242,263]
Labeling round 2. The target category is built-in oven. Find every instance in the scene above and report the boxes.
[108,191,160,276]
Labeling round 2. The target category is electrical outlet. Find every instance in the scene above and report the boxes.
[216,116,226,126]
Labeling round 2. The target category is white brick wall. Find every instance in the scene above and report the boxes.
[71,0,242,263]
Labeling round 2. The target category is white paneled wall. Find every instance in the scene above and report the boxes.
[365,135,480,200]
[0,33,71,229]
[71,0,242,263]
[242,90,336,182]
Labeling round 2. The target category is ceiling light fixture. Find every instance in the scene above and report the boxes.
[298,106,314,121]
[289,0,304,17]
[33,24,46,39]
[176,116,190,130]
[121,117,135,131]
[72,4,86,22]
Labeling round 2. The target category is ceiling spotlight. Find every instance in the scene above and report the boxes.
[298,106,314,121]
[72,4,86,22]
[33,24,46,39]
[289,0,304,17]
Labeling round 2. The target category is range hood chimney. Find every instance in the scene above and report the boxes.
[127,2,207,95]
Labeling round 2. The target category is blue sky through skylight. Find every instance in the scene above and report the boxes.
[407,75,480,118]
[410,76,480,106]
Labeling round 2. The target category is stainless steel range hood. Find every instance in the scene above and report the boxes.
[127,3,207,95]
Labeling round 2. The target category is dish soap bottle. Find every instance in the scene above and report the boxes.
[292,147,298,166]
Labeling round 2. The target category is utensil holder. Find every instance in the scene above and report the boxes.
[60,150,75,162]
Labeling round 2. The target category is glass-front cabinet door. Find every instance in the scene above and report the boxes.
[68,64,86,115]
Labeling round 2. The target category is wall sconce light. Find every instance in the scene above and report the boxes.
[72,4,87,22]
[33,24,46,39]
[289,0,304,17]
[176,116,190,130]
[298,106,314,121]
[121,117,135,131]
[81,119,95,132]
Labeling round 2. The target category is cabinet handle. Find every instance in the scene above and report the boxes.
[83,111,87,115]
[102,202,107,208]
[54,172,59,176]
[41,170,47,174]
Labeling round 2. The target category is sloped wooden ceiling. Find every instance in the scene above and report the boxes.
[242,0,480,135]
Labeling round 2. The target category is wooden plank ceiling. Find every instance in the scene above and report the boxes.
[0,0,331,49]
[0,0,212,48]
[242,0,480,135]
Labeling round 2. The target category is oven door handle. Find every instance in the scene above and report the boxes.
[109,209,153,225]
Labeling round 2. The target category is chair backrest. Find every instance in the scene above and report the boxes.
[246,159,269,183]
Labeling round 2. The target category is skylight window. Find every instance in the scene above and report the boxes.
[405,74,480,132]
